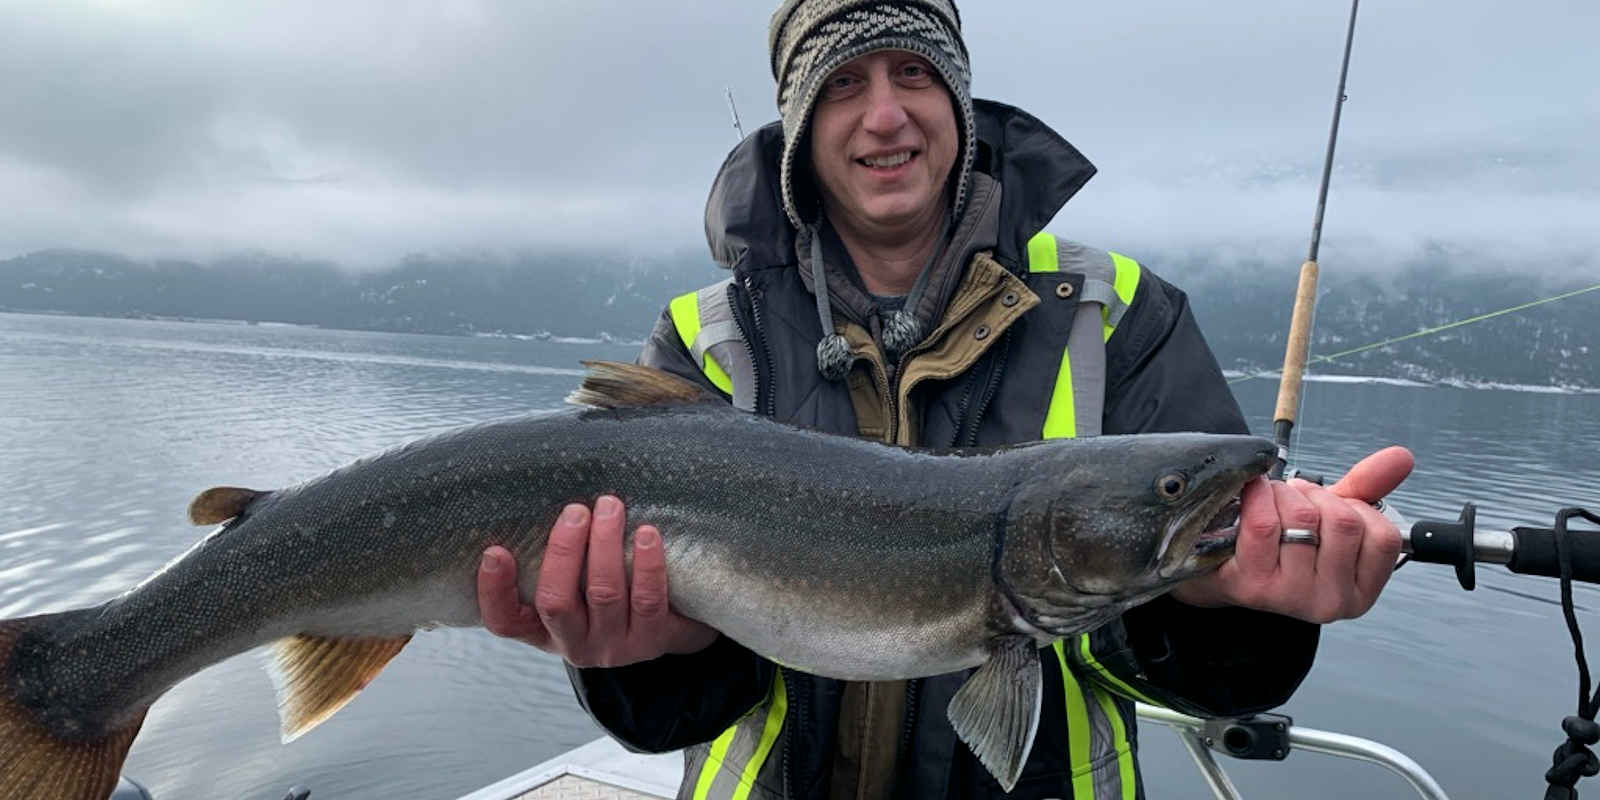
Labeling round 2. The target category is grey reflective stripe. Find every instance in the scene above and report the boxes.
[1054,639,1137,799]
[1102,291,1132,330]
[693,278,759,413]
[681,671,788,800]
[1075,278,1119,310]
[1053,240,1133,333]
[1063,294,1107,439]
[692,321,742,361]
[1082,688,1137,799]
[1053,238,1117,440]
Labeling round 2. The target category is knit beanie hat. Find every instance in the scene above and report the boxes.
[768,0,975,231]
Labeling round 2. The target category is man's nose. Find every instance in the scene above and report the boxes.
[860,77,909,135]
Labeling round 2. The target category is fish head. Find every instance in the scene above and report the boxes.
[999,433,1275,635]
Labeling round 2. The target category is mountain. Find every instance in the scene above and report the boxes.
[0,248,717,342]
[1177,250,1597,389]
[2,248,1594,389]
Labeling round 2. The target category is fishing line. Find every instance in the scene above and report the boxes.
[1288,285,1326,467]
[1229,282,1600,386]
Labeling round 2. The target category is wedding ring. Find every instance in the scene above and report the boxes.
[1280,528,1321,547]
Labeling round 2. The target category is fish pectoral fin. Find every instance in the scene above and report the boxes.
[269,633,412,743]
[566,361,726,409]
[188,486,269,525]
[946,635,1042,793]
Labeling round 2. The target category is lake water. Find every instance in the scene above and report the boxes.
[2,310,1597,800]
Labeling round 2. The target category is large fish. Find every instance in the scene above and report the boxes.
[0,362,1273,798]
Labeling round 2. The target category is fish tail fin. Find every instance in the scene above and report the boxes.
[269,633,412,742]
[0,613,149,800]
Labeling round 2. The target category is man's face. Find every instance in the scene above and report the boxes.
[808,50,958,235]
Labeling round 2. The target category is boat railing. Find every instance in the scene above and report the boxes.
[1137,703,1450,800]
[452,707,1450,800]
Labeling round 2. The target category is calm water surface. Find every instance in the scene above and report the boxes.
[2,311,1597,799]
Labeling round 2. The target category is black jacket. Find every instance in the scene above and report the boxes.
[568,99,1319,799]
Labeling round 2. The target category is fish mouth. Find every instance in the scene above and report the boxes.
[1158,487,1247,580]
[1192,495,1243,556]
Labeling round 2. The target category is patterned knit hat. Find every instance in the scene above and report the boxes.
[768,0,974,230]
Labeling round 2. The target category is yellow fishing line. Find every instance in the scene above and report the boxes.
[1230,283,1600,385]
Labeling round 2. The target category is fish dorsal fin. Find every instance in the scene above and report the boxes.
[188,487,269,525]
[566,360,724,409]
[269,634,412,743]
[947,635,1043,793]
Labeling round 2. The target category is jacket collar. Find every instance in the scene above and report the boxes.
[703,98,1097,275]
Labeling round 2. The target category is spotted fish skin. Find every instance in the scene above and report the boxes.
[0,362,1275,798]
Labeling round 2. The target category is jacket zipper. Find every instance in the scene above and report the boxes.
[947,364,984,449]
[730,276,798,796]
[889,279,1007,444]
[895,678,922,792]
[782,668,810,800]
[959,328,1012,448]
[734,275,777,418]
[875,359,897,444]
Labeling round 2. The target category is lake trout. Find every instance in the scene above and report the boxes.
[0,362,1274,797]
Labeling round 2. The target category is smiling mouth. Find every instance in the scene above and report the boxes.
[857,150,918,169]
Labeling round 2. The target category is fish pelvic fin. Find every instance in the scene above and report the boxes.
[188,486,269,525]
[566,361,726,410]
[947,635,1043,793]
[269,633,412,743]
[0,613,149,800]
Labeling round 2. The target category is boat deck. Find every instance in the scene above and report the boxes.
[457,738,679,800]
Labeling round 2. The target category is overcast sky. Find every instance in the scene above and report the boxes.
[2,0,1596,274]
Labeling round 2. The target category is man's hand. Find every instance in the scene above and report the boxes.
[1171,446,1413,623]
[476,495,719,667]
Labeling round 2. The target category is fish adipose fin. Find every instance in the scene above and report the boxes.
[188,486,269,525]
[946,635,1043,792]
[567,361,726,410]
[269,633,412,742]
[0,613,149,800]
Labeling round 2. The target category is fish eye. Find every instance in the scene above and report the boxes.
[1155,473,1188,501]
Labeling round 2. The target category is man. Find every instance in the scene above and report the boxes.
[477,1,1411,797]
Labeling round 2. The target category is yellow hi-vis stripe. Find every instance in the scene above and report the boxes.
[669,290,734,395]
[1041,346,1076,440]
[1053,640,1095,799]
[692,672,788,800]
[733,672,787,800]
[1030,232,1073,439]
[1103,252,1142,342]
[1077,633,1158,706]
[692,725,738,800]
[1092,687,1138,800]
[1028,231,1060,274]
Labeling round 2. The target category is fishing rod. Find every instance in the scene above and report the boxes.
[1229,282,1600,387]
[1269,0,1359,482]
[726,87,745,141]
[1261,0,1598,609]
[1257,2,1600,797]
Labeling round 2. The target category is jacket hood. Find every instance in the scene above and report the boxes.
[704,98,1097,274]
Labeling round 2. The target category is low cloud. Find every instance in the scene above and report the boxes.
[1,0,1594,274]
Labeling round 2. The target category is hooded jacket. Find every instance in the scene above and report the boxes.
[567,99,1319,799]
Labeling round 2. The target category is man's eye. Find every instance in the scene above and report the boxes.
[898,62,933,84]
[821,74,858,98]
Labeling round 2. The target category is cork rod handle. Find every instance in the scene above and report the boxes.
[1273,260,1321,424]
